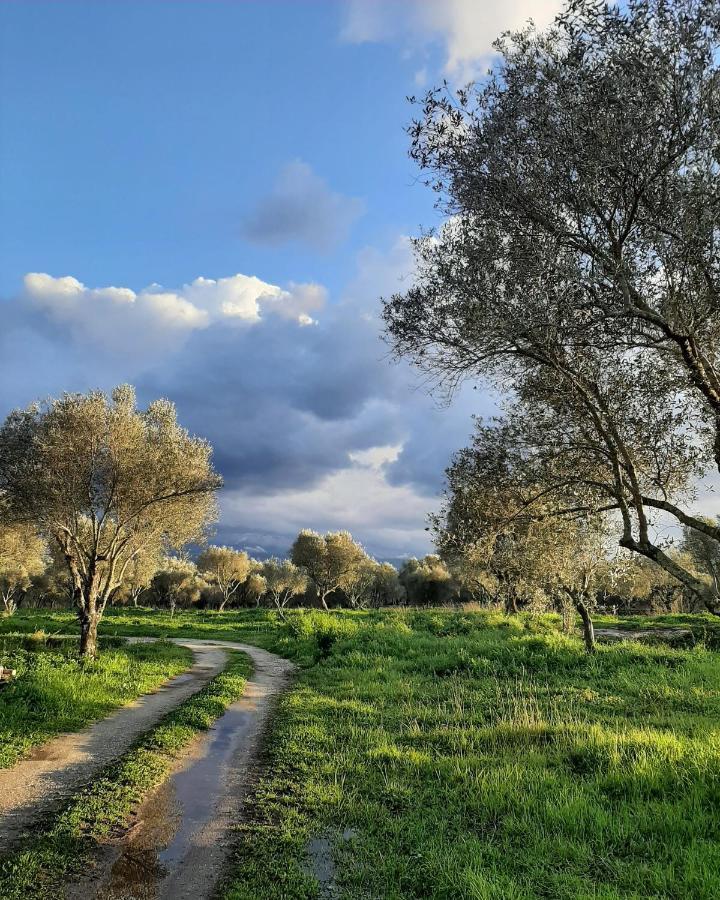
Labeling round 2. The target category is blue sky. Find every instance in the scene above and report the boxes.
[0,0,562,561]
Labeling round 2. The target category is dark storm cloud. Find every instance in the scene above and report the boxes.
[138,306,405,493]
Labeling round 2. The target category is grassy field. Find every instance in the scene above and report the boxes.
[1,607,719,898]
[0,633,192,768]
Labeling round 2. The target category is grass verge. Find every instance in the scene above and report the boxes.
[0,649,252,899]
[0,634,192,768]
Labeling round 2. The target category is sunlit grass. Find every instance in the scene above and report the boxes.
[0,634,192,768]
[218,609,720,900]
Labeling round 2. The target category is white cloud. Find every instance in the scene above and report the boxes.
[341,0,563,82]
[349,443,402,469]
[23,270,325,357]
[240,159,365,252]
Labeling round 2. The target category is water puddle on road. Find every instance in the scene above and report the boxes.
[95,702,258,900]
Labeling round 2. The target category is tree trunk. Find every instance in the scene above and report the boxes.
[2,591,17,616]
[575,599,595,653]
[79,613,99,658]
[320,592,330,611]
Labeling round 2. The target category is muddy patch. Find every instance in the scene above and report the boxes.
[595,627,694,646]
[303,827,358,899]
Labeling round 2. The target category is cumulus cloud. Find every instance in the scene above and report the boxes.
[23,270,325,358]
[0,235,488,559]
[240,160,365,252]
[340,0,563,82]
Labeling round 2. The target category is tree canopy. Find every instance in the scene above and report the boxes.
[0,385,221,653]
[383,0,720,613]
[290,529,368,609]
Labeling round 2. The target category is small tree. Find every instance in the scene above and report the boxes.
[344,559,380,609]
[434,431,609,649]
[398,555,454,606]
[244,571,268,608]
[151,556,204,617]
[367,562,405,608]
[197,545,251,611]
[290,530,366,610]
[262,558,307,617]
[0,524,47,615]
[116,548,163,608]
[0,386,221,655]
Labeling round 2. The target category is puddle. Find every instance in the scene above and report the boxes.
[96,781,180,900]
[158,704,253,867]
[304,827,358,899]
[96,703,256,898]
[595,627,693,645]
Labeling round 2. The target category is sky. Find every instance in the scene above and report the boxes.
[0,0,563,562]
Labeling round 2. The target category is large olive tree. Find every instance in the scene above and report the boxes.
[0,386,221,655]
[384,0,720,613]
[290,530,367,610]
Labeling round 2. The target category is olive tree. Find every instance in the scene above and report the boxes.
[116,547,163,608]
[0,523,47,615]
[197,545,251,611]
[398,555,455,606]
[435,430,609,649]
[151,556,205,617]
[244,570,268,608]
[290,530,366,610]
[0,386,221,655]
[262,558,307,617]
[383,0,720,613]
[345,559,405,608]
[367,562,405,608]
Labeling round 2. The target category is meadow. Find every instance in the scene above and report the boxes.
[1,607,719,898]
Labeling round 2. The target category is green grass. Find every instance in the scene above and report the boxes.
[218,609,720,900]
[3,607,719,898]
[0,650,251,899]
[0,633,192,768]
